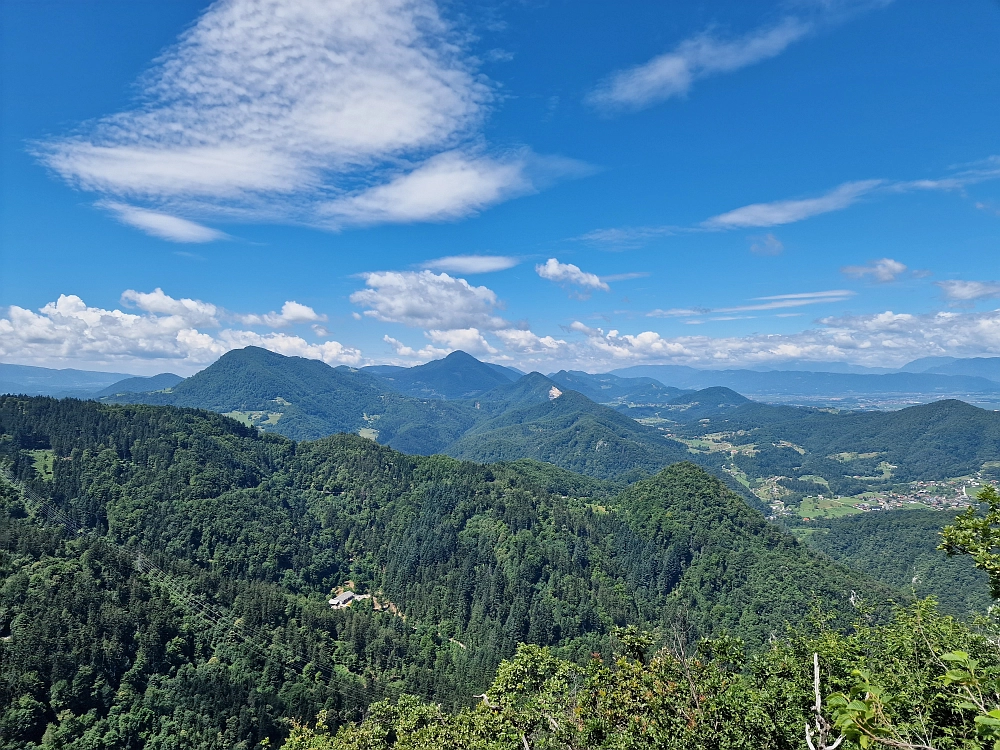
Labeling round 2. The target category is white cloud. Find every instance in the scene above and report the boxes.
[587,17,811,111]
[703,180,883,229]
[647,308,708,318]
[841,258,908,282]
[421,254,519,274]
[121,288,220,325]
[383,335,448,361]
[425,327,498,355]
[937,280,1000,302]
[749,233,784,256]
[0,290,360,373]
[321,151,532,225]
[535,258,610,292]
[494,328,567,353]
[36,0,566,232]
[561,308,1000,368]
[645,290,853,319]
[100,201,228,242]
[717,289,855,312]
[600,272,649,282]
[238,301,327,327]
[350,270,507,329]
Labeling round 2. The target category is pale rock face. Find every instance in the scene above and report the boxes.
[548,386,562,400]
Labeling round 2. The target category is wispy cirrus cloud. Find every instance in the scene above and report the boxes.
[580,159,1000,243]
[586,17,812,111]
[703,180,884,229]
[421,254,520,274]
[841,258,908,282]
[100,201,229,243]
[647,290,854,319]
[573,225,678,250]
[36,0,576,238]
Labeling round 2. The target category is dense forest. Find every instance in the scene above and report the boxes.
[789,510,993,617]
[0,395,899,748]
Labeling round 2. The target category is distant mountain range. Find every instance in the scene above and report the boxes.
[0,363,133,398]
[610,362,1000,408]
[6,354,1000,409]
[78,347,1000,512]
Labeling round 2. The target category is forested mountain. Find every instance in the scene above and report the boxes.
[922,356,1000,380]
[102,347,481,451]
[92,372,183,398]
[444,375,693,482]
[0,396,894,748]
[363,351,519,399]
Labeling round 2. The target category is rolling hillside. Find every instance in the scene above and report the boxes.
[0,395,895,748]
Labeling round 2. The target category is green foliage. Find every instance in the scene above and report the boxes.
[793,511,992,617]
[940,486,1000,598]
[0,396,895,748]
[283,600,1000,750]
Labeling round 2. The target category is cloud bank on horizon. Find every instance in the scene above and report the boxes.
[5,273,1000,375]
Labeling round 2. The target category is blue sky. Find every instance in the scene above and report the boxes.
[1,0,999,375]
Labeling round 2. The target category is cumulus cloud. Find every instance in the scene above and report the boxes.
[535,258,610,292]
[350,270,507,329]
[842,258,908,282]
[587,17,811,111]
[100,201,228,242]
[937,280,1000,302]
[425,327,498,355]
[238,301,327,327]
[421,254,519,274]
[0,290,360,372]
[703,180,883,229]
[36,0,566,232]
[494,328,568,354]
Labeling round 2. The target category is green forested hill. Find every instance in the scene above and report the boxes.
[0,396,894,748]
[362,350,519,399]
[444,385,692,482]
[104,346,481,451]
[676,397,1000,497]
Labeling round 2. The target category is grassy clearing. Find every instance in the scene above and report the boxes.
[798,495,864,519]
[29,449,54,480]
